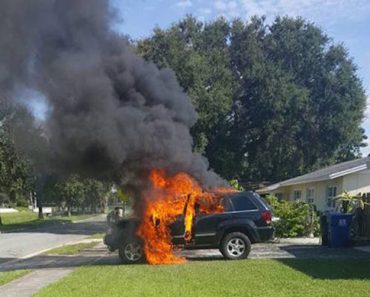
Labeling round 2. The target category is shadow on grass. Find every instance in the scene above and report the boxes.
[278,244,370,259]
[0,219,53,232]
[278,258,370,280]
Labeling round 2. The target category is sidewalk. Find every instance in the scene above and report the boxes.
[275,237,320,245]
[0,241,114,297]
[0,269,74,297]
[354,245,370,253]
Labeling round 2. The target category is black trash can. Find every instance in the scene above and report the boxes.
[320,214,329,246]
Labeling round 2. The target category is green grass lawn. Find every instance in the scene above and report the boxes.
[46,242,99,255]
[35,259,370,297]
[0,210,41,232]
[0,270,31,286]
[0,210,38,225]
[0,211,102,232]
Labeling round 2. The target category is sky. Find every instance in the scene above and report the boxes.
[110,0,370,156]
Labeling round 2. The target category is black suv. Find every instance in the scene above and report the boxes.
[104,191,274,263]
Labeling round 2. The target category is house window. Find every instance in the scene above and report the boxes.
[366,193,370,203]
[275,193,283,200]
[293,190,302,201]
[327,186,337,207]
[306,188,315,204]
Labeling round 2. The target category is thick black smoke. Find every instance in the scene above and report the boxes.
[0,0,225,195]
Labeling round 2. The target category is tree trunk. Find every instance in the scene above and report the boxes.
[10,190,16,204]
[68,206,72,217]
[38,206,44,220]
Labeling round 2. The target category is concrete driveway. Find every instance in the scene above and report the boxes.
[181,243,370,261]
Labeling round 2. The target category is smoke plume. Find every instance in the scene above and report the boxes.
[0,0,224,195]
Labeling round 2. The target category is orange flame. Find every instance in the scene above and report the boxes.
[137,169,234,265]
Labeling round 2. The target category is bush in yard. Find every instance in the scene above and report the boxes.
[16,198,29,208]
[266,195,319,238]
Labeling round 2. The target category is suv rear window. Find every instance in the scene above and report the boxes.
[230,194,258,211]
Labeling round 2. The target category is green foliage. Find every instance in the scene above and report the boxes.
[16,198,29,207]
[116,188,129,203]
[137,17,235,153]
[0,118,34,206]
[83,178,107,212]
[57,175,85,214]
[137,16,366,183]
[53,175,109,214]
[229,179,244,191]
[266,195,319,237]
[335,191,368,213]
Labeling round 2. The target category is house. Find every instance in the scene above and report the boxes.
[257,157,370,211]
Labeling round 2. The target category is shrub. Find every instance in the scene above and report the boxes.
[266,195,320,238]
[16,198,29,208]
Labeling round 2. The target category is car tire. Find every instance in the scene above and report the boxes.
[220,232,251,260]
[119,238,145,264]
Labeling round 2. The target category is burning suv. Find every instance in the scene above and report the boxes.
[104,191,274,264]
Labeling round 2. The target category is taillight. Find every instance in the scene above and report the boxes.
[261,210,272,225]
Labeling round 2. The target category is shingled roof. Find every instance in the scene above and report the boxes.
[258,157,370,193]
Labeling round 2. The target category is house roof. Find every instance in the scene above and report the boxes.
[258,157,370,193]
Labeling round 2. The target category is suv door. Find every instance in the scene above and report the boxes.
[193,197,233,246]
[170,215,186,245]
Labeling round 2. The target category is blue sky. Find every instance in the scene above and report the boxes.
[111,0,370,156]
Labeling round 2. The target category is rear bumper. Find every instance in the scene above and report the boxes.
[256,226,274,242]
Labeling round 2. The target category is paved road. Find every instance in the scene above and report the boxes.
[0,215,107,264]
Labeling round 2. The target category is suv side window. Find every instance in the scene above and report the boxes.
[222,197,233,212]
[231,195,258,211]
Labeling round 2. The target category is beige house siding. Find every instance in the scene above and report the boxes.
[267,172,370,212]
[342,170,370,196]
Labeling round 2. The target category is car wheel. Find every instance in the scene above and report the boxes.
[119,238,145,264]
[220,232,251,260]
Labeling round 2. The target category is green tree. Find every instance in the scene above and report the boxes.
[58,175,84,216]
[137,16,367,183]
[0,117,34,206]
[224,17,366,182]
[83,179,107,213]
[8,105,51,218]
[137,16,235,153]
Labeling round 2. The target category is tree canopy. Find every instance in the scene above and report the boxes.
[137,16,367,183]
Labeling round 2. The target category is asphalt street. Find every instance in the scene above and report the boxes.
[0,215,107,265]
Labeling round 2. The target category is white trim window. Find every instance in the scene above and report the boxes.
[275,193,283,200]
[293,190,302,201]
[306,188,315,204]
[327,186,337,207]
